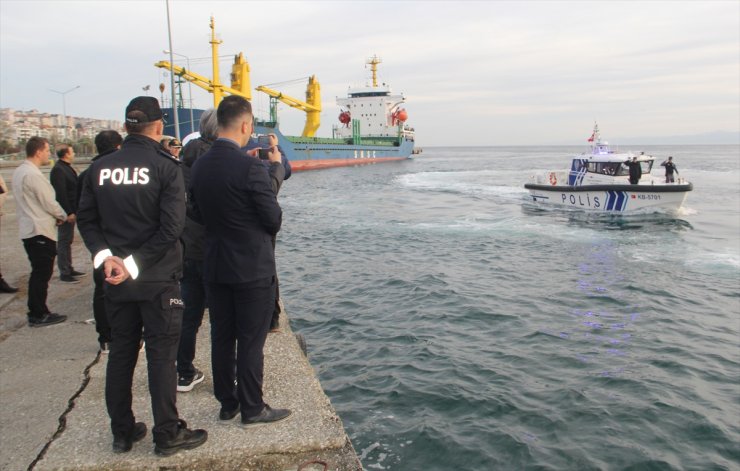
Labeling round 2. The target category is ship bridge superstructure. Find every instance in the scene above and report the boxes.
[334,56,413,141]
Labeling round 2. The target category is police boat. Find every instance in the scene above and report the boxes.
[524,124,693,213]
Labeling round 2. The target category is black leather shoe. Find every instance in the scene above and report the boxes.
[241,405,292,427]
[219,406,240,421]
[112,422,147,453]
[154,419,207,457]
[28,313,67,328]
[70,270,86,277]
[0,278,18,293]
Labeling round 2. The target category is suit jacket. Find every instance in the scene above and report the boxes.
[50,159,78,214]
[190,138,284,284]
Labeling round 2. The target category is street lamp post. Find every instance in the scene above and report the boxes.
[165,0,180,140]
[164,49,194,135]
[49,85,80,142]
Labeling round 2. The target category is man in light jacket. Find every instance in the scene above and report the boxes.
[12,136,71,327]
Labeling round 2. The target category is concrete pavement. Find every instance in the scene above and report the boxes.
[0,165,361,470]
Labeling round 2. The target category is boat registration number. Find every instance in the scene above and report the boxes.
[635,194,661,200]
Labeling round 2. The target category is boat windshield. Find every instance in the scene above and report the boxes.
[587,160,653,175]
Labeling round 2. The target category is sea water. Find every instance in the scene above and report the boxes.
[276,145,740,470]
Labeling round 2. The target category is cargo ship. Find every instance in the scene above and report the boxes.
[157,17,416,171]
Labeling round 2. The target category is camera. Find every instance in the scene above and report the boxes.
[258,148,271,160]
[256,134,272,147]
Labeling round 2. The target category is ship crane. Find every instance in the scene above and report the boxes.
[255,76,321,137]
[154,16,322,137]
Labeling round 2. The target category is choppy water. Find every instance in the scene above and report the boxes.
[276,146,740,471]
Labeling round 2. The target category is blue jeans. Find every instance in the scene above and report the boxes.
[177,259,206,379]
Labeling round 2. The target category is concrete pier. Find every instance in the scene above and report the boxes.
[0,165,361,470]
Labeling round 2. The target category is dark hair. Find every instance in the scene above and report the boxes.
[217,95,252,130]
[95,130,123,154]
[124,118,158,135]
[56,144,71,159]
[26,136,48,157]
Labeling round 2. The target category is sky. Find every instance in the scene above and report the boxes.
[1,0,738,146]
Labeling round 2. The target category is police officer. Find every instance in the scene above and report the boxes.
[661,156,679,183]
[77,97,207,456]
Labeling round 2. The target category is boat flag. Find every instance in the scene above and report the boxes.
[587,132,595,142]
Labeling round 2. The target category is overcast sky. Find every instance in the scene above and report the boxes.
[1,0,738,145]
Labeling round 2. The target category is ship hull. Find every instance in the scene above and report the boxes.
[524,183,693,213]
[256,123,414,172]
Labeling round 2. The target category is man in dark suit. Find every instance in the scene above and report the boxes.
[50,144,85,282]
[190,95,291,426]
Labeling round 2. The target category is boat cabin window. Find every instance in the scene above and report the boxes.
[587,162,622,175]
[588,160,654,175]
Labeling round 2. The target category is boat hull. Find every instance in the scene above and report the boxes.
[524,183,693,213]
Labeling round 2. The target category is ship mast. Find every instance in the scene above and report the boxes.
[210,17,223,107]
[367,55,381,87]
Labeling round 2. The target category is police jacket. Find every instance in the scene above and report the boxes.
[50,159,78,215]
[190,138,283,284]
[77,149,116,206]
[77,133,186,283]
[661,161,678,175]
[625,160,642,180]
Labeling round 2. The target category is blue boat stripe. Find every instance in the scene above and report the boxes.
[605,191,615,210]
[615,191,625,211]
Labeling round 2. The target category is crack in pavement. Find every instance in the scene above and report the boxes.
[27,351,102,471]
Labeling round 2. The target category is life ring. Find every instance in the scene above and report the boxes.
[549,172,557,186]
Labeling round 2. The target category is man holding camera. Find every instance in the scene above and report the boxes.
[190,95,291,426]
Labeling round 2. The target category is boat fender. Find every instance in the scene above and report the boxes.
[549,172,557,186]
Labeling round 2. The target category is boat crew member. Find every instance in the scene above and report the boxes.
[190,95,291,426]
[624,156,642,185]
[50,144,85,283]
[12,137,71,327]
[77,96,207,456]
[661,156,679,183]
[77,130,123,353]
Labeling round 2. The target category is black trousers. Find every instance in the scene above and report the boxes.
[105,281,183,443]
[177,258,206,379]
[93,268,112,343]
[56,220,75,276]
[22,235,56,318]
[208,276,274,418]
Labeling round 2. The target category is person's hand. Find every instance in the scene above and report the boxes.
[267,134,278,147]
[67,214,76,223]
[103,256,130,285]
[246,148,260,159]
[267,146,281,163]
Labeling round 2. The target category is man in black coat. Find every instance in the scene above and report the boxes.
[77,97,207,456]
[624,156,642,185]
[50,144,84,282]
[190,95,291,426]
[77,130,123,353]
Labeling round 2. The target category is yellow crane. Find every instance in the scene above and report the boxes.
[255,77,321,137]
[154,16,321,137]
